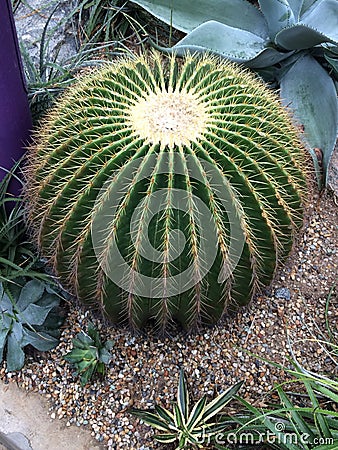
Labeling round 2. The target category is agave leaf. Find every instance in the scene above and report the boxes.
[326,45,338,55]
[325,54,338,77]
[170,21,268,61]
[174,403,185,429]
[186,396,207,431]
[300,0,338,43]
[22,328,59,351]
[155,405,175,425]
[279,53,338,187]
[300,0,321,16]
[130,0,268,37]
[130,409,173,432]
[95,361,106,375]
[201,380,244,423]
[154,433,177,443]
[195,422,230,436]
[6,331,25,371]
[156,39,292,69]
[178,433,188,448]
[177,368,189,421]
[2,304,18,325]
[275,24,337,50]
[164,26,293,68]
[258,0,295,36]
[287,0,305,20]
[16,279,45,310]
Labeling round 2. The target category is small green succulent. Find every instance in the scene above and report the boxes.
[63,322,114,385]
[130,0,338,187]
[0,279,63,371]
[130,368,244,449]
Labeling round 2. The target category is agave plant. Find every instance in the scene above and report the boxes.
[130,0,338,187]
[25,52,307,331]
[63,322,114,385]
[0,279,63,371]
[130,368,244,448]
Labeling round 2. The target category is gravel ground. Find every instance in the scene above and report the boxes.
[1,2,337,450]
[1,187,337,449]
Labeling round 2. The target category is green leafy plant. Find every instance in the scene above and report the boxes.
[215,361,338,450]
[25,52,307,331]
[0,162,53,286]
[130,0,338,187]
[17,0,144,122]
[63,322,114,385]
[0,279,63,372]
[130,368,244,448]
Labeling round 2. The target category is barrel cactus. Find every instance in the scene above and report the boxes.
[25,52,307,331]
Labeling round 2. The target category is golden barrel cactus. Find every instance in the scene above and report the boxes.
[25,53,307,331]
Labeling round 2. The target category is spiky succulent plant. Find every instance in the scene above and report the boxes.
[25,52,307,331]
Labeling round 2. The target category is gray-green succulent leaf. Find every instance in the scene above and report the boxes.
[164,21,293,68]
[325,53,338,78]
[279,53,338,187]
[21,328,60,351]
[131,0,268,36]
[299,0,338,43]
[0,280,63,371]
[275,24,338,50]
[258,0,296,36]
[15,279,45,311]
[6,332,25,372]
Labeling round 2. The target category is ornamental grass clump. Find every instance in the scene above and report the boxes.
[25,52,308,331]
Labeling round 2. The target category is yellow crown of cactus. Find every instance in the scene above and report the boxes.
[25,52,307,331]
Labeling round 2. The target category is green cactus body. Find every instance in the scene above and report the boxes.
[25,52,307,331]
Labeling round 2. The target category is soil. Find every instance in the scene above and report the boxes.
[0,380,103,450]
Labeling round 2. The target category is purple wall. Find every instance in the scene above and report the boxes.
[0,0,32,194]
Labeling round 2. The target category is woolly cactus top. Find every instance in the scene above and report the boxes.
[25,52,307,331]
[129,89,208,148]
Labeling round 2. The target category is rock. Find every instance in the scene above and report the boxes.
[274,288,291,300]
[0,432,32,450]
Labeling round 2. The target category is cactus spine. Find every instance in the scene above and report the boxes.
[25,52,307,331]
